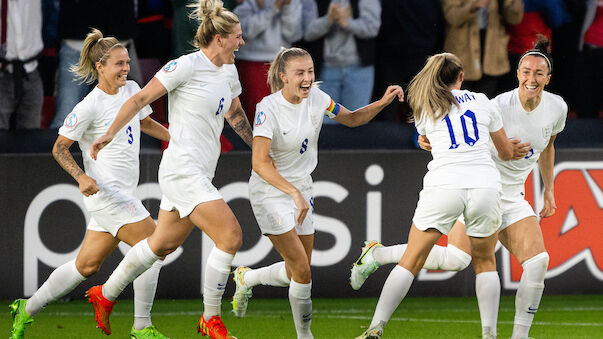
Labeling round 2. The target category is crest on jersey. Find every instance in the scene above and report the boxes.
[163,60,178,73]
[64,112,78,128]
[255,111,266,126]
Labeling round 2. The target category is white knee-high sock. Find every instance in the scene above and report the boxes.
[26,260,85,317]
[424,245,472,271]
[512,252,549,339]
[133,259,163,331]
[370,265,415,328]
[203,247,234,318]
[243,261,290,288]
[103,239,160,301]
[289,280,313,339]
[475,271,500,338]
[373,245,406,266]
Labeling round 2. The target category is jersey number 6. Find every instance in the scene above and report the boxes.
[443,109,479,149]
[215,97,225,116]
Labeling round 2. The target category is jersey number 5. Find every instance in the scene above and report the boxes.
[443,110,479,149]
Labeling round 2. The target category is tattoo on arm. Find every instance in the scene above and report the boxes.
[53,139,85,181]
[228,109,253,148]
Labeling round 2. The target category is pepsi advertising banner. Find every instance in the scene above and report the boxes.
[1,149,602,299]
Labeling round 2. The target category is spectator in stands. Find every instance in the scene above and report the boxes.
[0,0,43,130]
[576,0,602,118]
[372,0,444,123]
[442,0,523,99]
[304,0,381,124]
[234,0,302,122]
[503,0,570,91]
[49,0,143,129]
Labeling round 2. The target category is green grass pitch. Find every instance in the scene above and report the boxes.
[3,295,602,338]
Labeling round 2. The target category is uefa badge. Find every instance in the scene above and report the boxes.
[64,112,78,129]
[163,60,178,73]
[255,111,266,126]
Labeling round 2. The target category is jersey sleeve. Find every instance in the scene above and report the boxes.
[487,97,504,132]
[127,81,153,120]
[252,99,275,140]
[58,100,94,141]
[414,114,426,135]
[226,64,242,98]
[314,87,339,119]
[552,98,568,135]
[154,56,193,92]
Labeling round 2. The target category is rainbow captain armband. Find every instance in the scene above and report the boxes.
[324,99,340,119]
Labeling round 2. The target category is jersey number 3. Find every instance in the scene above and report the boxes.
[126,126,134,145]
[443,110,479,149]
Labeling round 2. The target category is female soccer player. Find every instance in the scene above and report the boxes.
[86,1,252,338]
[355,52,516,339]
[228,47,403,338]
[352,38,566,339]
[9,29,170,339]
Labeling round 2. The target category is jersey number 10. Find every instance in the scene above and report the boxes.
[443,110,479,149]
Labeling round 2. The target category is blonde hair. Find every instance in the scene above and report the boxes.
[267,47,311,93]
[70,28,124,84]
[189,0,240,48]
[408,53,463,122]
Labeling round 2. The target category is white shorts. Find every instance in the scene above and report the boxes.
[413,187,501,238]
[499,186,537,231]
[158,167,222,218]
[249,175,314,236]
[87,196,150,236]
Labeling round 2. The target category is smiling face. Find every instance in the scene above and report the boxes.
[96,47,130,91]
[517,55,551,101]
[280,55,314,104]
[218,23,244,65]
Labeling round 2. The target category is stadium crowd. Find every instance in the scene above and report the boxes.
[1,0,601,131]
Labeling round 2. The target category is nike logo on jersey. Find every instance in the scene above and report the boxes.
[199,83,207,88]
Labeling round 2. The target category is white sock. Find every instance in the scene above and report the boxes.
[370,265,414,328]
[289,280,313,339]
[512,252,549,339]
[133,259,163,331]
[103,239,160,301]
[373,245,406,266]
[203,247,234,318]
[424,245,472,271]
[26,260,85,317]
[244,261,290,288]
[475,271,500,338]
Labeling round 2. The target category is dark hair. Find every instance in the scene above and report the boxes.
[518,35,553,74]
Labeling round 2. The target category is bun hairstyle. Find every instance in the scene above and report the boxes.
[407,53,464,122]
[189,0,239,48]
[518,35,553,74]
[70,28,124,84]
[267,47,311,93]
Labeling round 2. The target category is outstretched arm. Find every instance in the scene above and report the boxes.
[225,97,253,148]
[90,78,167,159]
[53,135,99,197]
[334,85,403,127]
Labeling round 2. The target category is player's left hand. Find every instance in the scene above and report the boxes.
[379,85,404,106]
[418,135,431,151]
[539,189,556,218]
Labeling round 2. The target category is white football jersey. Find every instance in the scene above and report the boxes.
[58,81,152,210]
[415,89,503,189]
[491,89,567,187]
[251,87,337,182]
[155,50,242,180]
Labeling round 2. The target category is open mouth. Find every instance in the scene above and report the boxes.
[300,83,311,93]
[524,84,538,92]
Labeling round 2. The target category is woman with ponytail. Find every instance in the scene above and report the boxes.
[228,47,402,339]
[355,52,517,339]
[9,28,170,339]
[86,1,251,338]
[352,38,566,339]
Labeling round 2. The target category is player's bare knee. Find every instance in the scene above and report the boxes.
[215,228,242,253]
[75,259,102,277]
[291,262,311,283]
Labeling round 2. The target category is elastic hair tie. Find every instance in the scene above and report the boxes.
[518,51,552,74]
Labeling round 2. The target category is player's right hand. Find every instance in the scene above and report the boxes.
[418,135,432,151]
[90,134,114,160]
[78,174,99,197]
[292,190,310,226]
